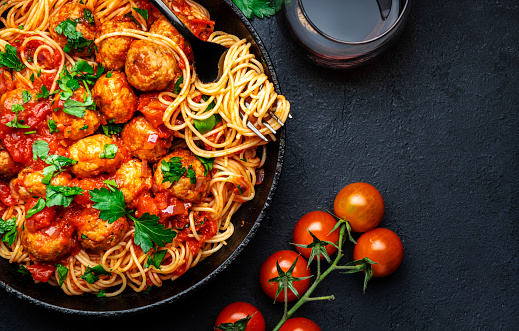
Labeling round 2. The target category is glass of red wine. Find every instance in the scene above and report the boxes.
[276,0,411,69]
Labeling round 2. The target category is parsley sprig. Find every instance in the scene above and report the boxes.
[89,186,176,253]
[232,0,279,19]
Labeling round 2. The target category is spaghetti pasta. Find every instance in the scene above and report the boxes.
[0,0,289,297]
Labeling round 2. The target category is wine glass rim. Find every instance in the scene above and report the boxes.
[298,0,410,45]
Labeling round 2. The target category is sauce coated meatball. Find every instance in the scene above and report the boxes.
[96,19,138,70]
[0,88,35,120]
[0,146,18,179]
[49,2,97,55]
[11,169,71,201]
[21,217,75,261]
[68,134,124,178]
[72,208,128,250]
[153,148,211,203]
[92,71,138,124]
[52,87,101,140]
[121,116,172,162]
[115,159,152,207]
[149,15,182,45]
[125,40,176,91]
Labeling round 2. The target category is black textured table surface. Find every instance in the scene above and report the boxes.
[2,1,519,330]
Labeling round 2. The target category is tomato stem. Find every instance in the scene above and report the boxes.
[272,223,347,331]
[306,295,335,301]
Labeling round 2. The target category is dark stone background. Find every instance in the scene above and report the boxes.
[1,0,518,330]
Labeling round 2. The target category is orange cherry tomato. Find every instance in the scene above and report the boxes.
[259,250,311,302]
[333,182,384,232]
[293,211,339,260]
[353,228,404,277]
[279,317,322,331]
[215,302,266,331]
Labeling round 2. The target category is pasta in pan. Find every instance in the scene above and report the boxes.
[0,0,289,296]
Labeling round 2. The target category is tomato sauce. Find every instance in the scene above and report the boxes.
[13,36,62,69]
[25,198,56,232]
[27,263,56,283]
[137,93,171,128]
[0,107,65,167]
[0,182,17,206]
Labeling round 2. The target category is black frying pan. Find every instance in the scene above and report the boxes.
[0,0,286,315]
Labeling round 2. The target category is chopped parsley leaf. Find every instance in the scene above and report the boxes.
[54,19,93,53]
[196,156,214,176]
[22,90,32,103]
[101,120,124,136]
[48,119,59,134]
[99,144,118,159]
[144,249,167,269]
[81,265,111,284]
[46,185,84,208]
[32,140,49,161]
[132,7,149,20]
[0,217,17,245]
[6,104,30,129]
[0,44,26,71]
[56,264,68,287]
[186,166,196,184]
[161,157,186,183]
[173,76,183,94]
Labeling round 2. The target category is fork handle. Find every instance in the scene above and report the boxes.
[148,0,199,44]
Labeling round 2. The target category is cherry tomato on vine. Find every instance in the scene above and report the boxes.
[279,317,322,331]
[353,228,404,277]
[259,250,311,302]
[293,211,339,259]
[333,182,384,233]
[215,302,266,331]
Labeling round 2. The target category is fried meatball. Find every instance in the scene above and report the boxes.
[0,88,39,125]
[11,169,71,201]
[121,116,172,162]
[92,71,138,124]
[49,2,96,55]
[72,208,128,250]
[21,217,75,261]
[52,87,101,140]
[153,148,211,203]
[0,147,18,179]
[96,20,138,70]
[149,15,182,45]
[115,159,152,207]
[68,134,124,178]
[125,40,176,91]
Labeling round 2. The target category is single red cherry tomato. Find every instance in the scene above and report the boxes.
[293,211,339,259]
[279,317,322,331]
[353,228,404,277]
[215,302,266,331]
[333,182,384,232]
[259,250,311,302]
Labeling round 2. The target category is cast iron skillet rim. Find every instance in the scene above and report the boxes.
[0,0,285,316]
